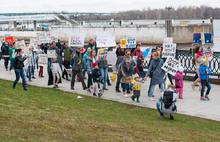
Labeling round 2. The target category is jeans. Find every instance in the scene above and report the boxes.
[148,81,165,97]
[100,68,108,89]
[156,101,163,116]
[200,80,211,97]
[13,69,27,90]
[4,57,9,70]
[10,59,14,70]
[122,83,129,92]
[71,70,87,89]
[115,75,122,90]
[27,66,32,81]
[87,73,93,88]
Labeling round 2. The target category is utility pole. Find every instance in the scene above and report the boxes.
[165,6,172,37]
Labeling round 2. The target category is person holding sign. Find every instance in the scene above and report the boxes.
[85,39,97,55]
[1,42,10,71]
[12,49,27,91]
[70,47,87,90]
[146,51,165,101]
[9,42,16,71]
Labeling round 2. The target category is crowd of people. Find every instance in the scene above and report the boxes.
[0,39,213,120]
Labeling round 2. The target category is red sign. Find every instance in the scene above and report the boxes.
[4,36,15,44]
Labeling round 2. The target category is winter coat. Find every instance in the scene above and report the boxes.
[174,71,183,88]
[199,64,211,81]
[147,58,165,85]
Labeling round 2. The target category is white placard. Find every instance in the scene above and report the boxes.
[69,34,85,47]
[162,57,182,76]
[16,40,26,48]
[96,35,116,48]
[38,54,48,65]
[37,32,51,44]
[47,50,57,58]
[162,43,176,58]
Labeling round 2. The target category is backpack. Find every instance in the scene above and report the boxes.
[162,90,174,109]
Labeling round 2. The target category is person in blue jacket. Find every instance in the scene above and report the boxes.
[199,58,212,101]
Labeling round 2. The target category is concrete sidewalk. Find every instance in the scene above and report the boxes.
[0,61,220,121]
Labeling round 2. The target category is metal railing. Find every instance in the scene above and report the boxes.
[176,50,220,79]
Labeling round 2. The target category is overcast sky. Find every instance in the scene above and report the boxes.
[0,0,220,13]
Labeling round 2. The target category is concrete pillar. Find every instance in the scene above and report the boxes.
[210,17,214,36]
[166,20,172,37]
[33,20,37,31]
[13,21,17,31]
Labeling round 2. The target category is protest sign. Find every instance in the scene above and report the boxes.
[38,54,48,65]
[203,45,213,57]
[47,50,57,58]
[37,32,51,44]
[162,43,176,58]
[16,40,26,48]
[4,36,15,44]
[120,38,127,48]
[69,34,85,47]
[96,35,116,48]
[126,37,136,48]
[162,57,182,76]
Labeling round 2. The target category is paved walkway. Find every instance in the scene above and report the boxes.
[0,61,220,121]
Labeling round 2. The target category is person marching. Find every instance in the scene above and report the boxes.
[131,74,141,103]
[92,62,103,97]
[12,49,27,91]
[70,47,87,90]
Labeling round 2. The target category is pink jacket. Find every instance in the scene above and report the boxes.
[174,71,183,88]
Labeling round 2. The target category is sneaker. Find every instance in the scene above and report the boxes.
[71,87,75,90]
[205,95,210,101]
[93,93,97,96]
[103,88,108,91]
[32,76,36,79]
[179,96,183,99]
[200,96,207,101]
[116,89,121,93]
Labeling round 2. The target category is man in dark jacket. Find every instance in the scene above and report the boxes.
[70,47,87,90]
[1,42,10,70]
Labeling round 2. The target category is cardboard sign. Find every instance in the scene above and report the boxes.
[126,37,136,48]
[69,34,85,47]
[162,43,176,58]
[4,36,15,44]
[16,40,26,48]
[47,50,57,58]
[96,35,116,48]
[37,32,51,44]
[120,38,127,48]
[162,57,182,76]
[38,54,48,65]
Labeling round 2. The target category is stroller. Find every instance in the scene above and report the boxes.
[156,90,177,120]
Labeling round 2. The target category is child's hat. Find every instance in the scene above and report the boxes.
[92,62,98,68]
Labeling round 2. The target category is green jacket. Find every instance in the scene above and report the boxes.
[9,47,16,61]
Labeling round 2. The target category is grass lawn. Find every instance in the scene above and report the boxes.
[0,80,220,142]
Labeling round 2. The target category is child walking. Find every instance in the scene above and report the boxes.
[199,58,212,101]
[174,66,184,99]
[131,74,141,103]
[92,62,103,97]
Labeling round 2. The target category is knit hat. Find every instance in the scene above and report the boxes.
[92,62,98,68]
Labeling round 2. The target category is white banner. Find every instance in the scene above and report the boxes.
[38,54,48,65]
[96,35,116,48]
[69,34,85,47]
[162,43,176,58]
[162,57,182,76]
[47,50,57,58]
[37,32,51,44]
